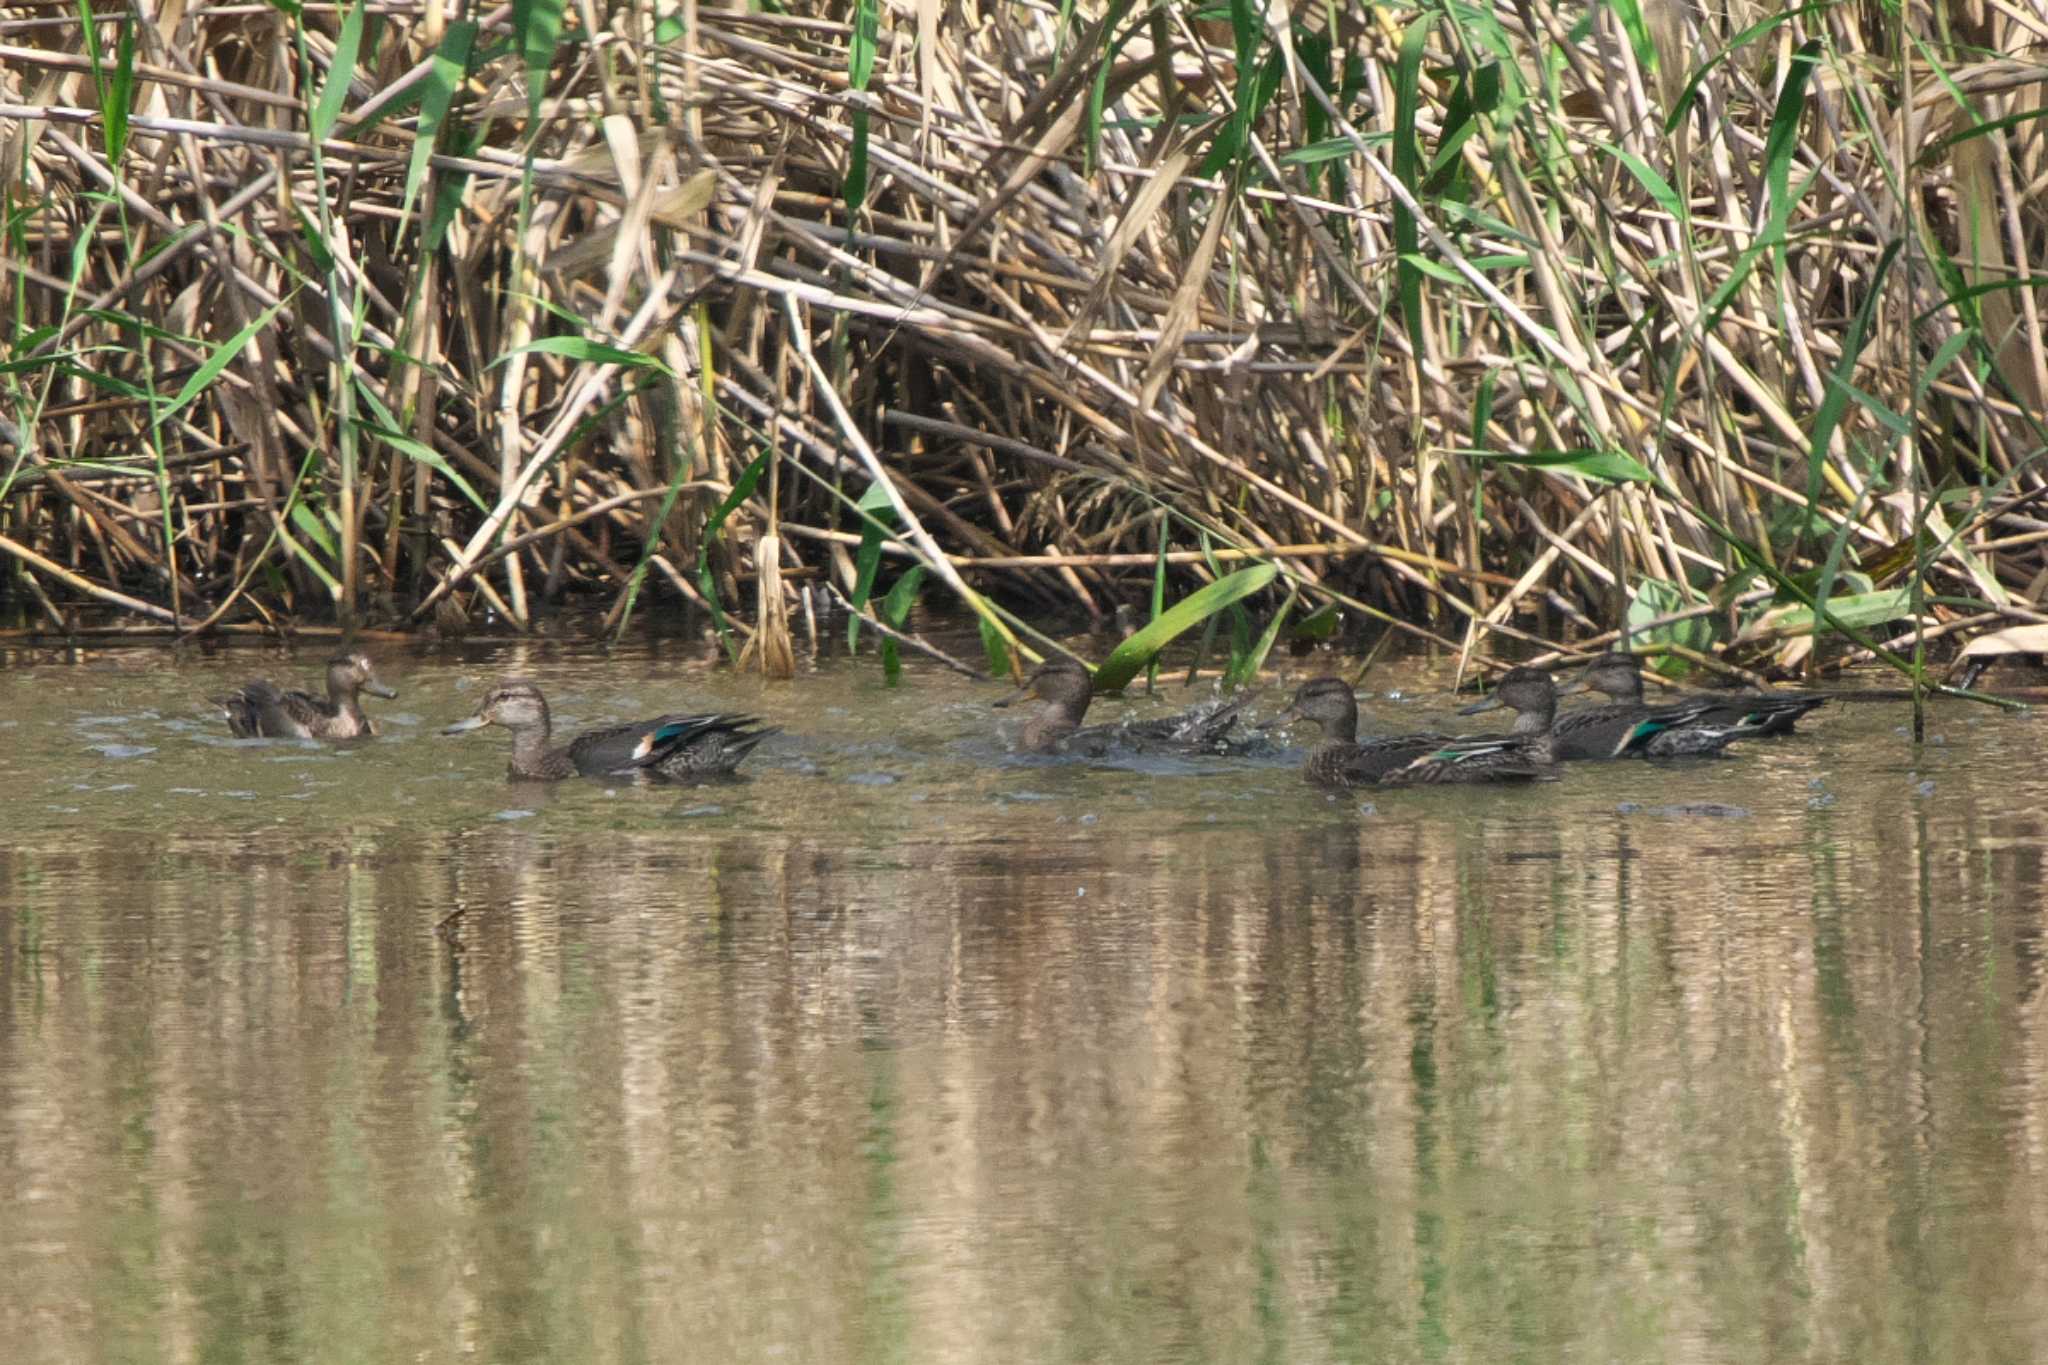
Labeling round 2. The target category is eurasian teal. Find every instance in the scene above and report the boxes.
[213,652,396,739]
[1460,665,1757,759]
[1562,651,1825,735]
[1266,677,1553,786]
[996,658,1252,756]
[442,679,776,780]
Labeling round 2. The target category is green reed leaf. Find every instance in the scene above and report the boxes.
[1094,563,1277,693]
[311,0,367,143]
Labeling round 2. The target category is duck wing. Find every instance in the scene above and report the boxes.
[566,713,771,777]
[1084,693,1257,755]
[1378,734,1554,786]
[1320,730,1456,784]
[1688,691,1827,735]
[1552,698,1721,760]
[211,680,320,738]
[645,714,778,777]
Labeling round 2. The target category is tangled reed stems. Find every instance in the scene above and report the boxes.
[2,0,2046,684]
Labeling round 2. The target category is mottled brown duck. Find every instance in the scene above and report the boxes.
[213,652,396,739]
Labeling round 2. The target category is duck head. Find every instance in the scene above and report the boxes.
[443,678,551,736]
[1263,677,1360,743]
[1458,666,1559,731]
[994,659,1094,721]
[1558,651,1643,702]
[329,651,397,701]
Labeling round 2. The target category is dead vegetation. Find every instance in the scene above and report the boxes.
[2,0,2046,683]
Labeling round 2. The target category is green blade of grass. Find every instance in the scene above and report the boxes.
[1227,587,1296,687]
[846,480,897,653]
[878,565,926,683]
[679,443,772,658]
[310,0,367,143]
[1757,588,1912,636]
[105,17,135,163]
[1806,238,1901,603]
[1459,447,1655,484]
[402,20,477,228]
[350,417,489,513]
[289,501,337,559]
[979,614,1010,678]
[160,295,291,423]
[513,0,565,123]
[1094,563,1277,693]
[496,337,673,370]
[844,0,879,210]
[1389,16,1430,358]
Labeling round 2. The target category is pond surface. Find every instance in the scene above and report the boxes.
[3,635,2046,1363]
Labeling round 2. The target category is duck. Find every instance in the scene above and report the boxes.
[1459,665,1758,759]
[212,651,397,739]
[442,678,776,780]
[1265,677,1554,786]
[1561,651,1825,735]
[994,658,1254,756]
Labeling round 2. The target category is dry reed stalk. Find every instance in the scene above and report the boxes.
[737,531,795,678]
[0,0,2039,684]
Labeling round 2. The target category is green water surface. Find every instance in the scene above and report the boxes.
[1,636,2043,1363]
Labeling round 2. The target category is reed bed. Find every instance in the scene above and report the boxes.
[2,0,2046,685]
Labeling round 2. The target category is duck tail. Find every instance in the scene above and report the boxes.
[719,725,781,767]
[209,689,259,737]
[211,681,285,738]
[645,715,778,774]
[1741,694,1827,733]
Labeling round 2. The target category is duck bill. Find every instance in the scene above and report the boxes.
[1554,677,1589,697]
[441,715,488,735]
[1256,705,1302,732]
[364,679,399,700]
[1458,695,1505,716]
[993,690,1032,710]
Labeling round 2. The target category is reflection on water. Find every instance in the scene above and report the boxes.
[4,641,2048,1362]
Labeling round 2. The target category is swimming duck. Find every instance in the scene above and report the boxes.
[442,679,776,780]
[212,651,397,739]
[1266,677,1553,786]
[994,658,1254,757]
[1460,665,1757,759]
[1561,651,1825,735]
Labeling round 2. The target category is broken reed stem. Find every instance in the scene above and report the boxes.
[0,531,191,627]
[824,584,989,680]
[738,532,796,677]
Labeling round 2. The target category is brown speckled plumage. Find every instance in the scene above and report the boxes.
[442,679,776,781]
[212,652,396,739]
[996,659,1254,756]
[1269,678,1551,787]
[1460,666,1753,760]
[1563,652,1824,736]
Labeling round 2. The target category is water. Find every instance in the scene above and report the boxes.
[3,639,2046,1362]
